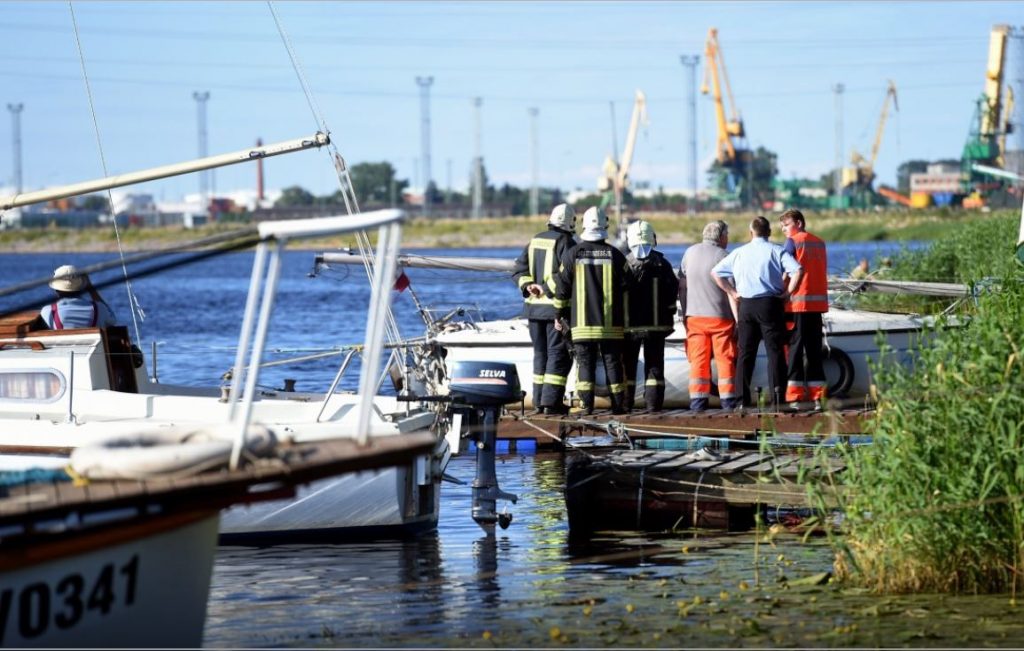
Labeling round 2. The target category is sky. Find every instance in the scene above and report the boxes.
[0,1,1021,204]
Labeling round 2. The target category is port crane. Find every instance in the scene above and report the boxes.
[842,80,898,201]
[597,89,648,225]
[962,24,1014,207]
[702,27,752,206]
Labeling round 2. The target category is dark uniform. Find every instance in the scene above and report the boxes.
[623,249,679,411]
[512,225,576,412]
[554,240,630,415]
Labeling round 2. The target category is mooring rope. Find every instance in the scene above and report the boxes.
[67,1,144,346]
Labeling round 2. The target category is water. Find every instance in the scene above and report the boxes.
[4,241,1020,647]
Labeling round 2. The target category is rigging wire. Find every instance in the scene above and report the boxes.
[67,1,144,346]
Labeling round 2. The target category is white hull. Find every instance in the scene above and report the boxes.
[435,308,930,408]
[0,513,219,648]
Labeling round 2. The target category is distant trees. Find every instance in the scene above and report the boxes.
[275,185,316,207]
[346,161,407,205]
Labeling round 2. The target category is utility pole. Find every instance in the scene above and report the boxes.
[7,103,23,195]
[528,107,539,216]
[192,91,210,210]
[472,97,483,218]
[608,100,619,166]
[415,76,434,217]
[832,83,845,201]
[681,55,700,214]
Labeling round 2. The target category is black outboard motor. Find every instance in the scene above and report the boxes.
[448,360,522,533]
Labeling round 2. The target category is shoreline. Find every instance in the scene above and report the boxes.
[0,209,1005,254]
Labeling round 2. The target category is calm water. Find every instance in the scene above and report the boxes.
[4,241,1020,647]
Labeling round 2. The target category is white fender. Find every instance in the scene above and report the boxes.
[70,424,277,480]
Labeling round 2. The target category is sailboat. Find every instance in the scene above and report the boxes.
[0,206,445,647]
[0,139,453,543]
[315,249,971,409]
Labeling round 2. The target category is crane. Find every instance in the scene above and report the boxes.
[701,28,752,206]
[842,80,898,195]
[597,89,648,224]
[961,24,1013,205]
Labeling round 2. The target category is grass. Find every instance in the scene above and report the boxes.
[1,208,1017,252]
[825,212,1024,594]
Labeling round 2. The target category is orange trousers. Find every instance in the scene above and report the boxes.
[686,316,737,401]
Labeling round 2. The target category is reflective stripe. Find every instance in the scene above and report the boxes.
[518,275,534,288]
[577,380,595,391]
[645,378,663,387]
[552,297,571,309]
[543,374,567,386]
[572,326,624,339]
[689,391,710,398]
[789,294,829,303]
[533,374,546,384]
[608,383,626,393]
[602,259,613,327]
[718,391,737,398]
[689,376,712,384]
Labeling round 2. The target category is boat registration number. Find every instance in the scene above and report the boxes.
[0,555,139,643]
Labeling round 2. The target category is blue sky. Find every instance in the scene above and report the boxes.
[0,1,1020,203]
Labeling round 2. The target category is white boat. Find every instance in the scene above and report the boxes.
[0,208,441,647]
[318,251,969,409]
[0,146,453,543]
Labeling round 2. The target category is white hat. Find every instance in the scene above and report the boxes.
[626,220,656,259]
[548,203,576,231]
[580,207,608,242]
[49,264,89,292]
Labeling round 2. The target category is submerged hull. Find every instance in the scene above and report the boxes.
[435,308,928,408]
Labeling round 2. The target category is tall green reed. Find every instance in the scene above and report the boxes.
[831,213,1024,593]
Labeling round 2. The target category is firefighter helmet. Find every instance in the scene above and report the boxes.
[626,220,656,258]
[580,207,609,242]
[547,203,576,231]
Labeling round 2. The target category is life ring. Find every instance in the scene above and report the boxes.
[822,346,855,397]
[70,424,277,480]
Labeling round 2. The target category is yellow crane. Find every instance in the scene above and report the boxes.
[842,80,898,191]
[701,28,746,166]
[597,89,648,222]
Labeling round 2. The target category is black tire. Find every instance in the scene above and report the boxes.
[823,346,854,397]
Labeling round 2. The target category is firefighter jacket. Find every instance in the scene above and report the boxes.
[784,231,829,313]
[554,240,629,341]
[512,226,576,320]
[624,250,679,334]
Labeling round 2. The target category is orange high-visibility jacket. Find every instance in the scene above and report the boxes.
[785,231,828,313]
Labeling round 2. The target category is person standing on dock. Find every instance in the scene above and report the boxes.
[622,220,678,412]
[554,207,629,415]
[679,220,740,412]
[780,209,829,407]
[512,203,578,414]
[39,264,118,330]
[711,216,803,409]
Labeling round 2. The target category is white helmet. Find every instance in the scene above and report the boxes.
[626,220,656,259]
[580,207,608,242]
[548,203,576,231]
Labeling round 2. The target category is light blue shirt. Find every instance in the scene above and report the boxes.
[711,237,802,299]
[40,296,117,329]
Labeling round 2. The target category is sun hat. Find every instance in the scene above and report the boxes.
[49,264,90,293]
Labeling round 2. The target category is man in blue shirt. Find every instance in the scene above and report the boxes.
[39,264,118,330]
[711,216,802,409]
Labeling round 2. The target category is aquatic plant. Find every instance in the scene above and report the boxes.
[831,213,1024,594]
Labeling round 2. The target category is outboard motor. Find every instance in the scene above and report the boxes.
[448,360,522,533]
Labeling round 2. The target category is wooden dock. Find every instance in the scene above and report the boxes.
[492,406,872,450]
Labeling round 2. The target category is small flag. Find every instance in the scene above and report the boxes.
[393,271,411,293]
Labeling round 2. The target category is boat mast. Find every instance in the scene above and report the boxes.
[0,132,329,210]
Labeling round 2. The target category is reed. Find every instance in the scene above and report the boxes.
[830,213,1024,593]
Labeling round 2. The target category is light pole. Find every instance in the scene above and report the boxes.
[415,76,434,216]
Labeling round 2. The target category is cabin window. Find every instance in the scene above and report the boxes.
[0,370,66,402]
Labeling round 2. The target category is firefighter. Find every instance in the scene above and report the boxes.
[678,220,740,411]
[779,209,829,406]
[512,203,577,414]
[554,207,629,415]
[623,220,678,411]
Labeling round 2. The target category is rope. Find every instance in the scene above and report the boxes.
[68,2,144,345]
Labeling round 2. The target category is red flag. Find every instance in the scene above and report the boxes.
[393,271,411,293]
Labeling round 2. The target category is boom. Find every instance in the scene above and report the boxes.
[701,28,745,165]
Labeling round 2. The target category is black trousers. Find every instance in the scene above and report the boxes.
[623,332,668,411]
[786,311,826,399]
[528,319,571,408]
[737,296,787,407]
[574,339,626,412]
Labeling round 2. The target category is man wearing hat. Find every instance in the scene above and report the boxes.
[39,264,117,330]
[512,204,578,414]
[622,220,678,412]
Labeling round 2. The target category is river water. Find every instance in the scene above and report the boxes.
[3,241,1021,647]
